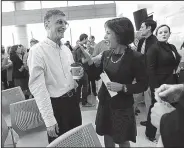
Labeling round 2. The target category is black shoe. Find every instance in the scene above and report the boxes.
[140,121,147,126]
[93,92,97,96]
[146,137,158,143]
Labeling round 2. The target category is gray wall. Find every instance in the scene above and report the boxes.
[2,3,116,26]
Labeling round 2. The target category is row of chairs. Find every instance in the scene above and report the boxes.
[2,86,102,147]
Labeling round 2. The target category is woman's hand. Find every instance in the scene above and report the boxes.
[106,82,123,92]
[19,65,24,72]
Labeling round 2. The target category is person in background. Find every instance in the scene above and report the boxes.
[134,31,143,49]
[151,83,184,147]
[2,45,9,89]
[176,41,184,83]
[79,17,148,147]
[137,19,158,130]
[20,44,33,99]
[27,38,39,53]
[92,40,110,68]
[89,35,96,48]
[64,41,73,52]
[145,24,181,142]
[6,46,14,88]
[88,40,110,103]
[73,33,94,107]
[73,40,80,51]
[178,41,184,70]
[10,45,29,97]
[92,40,109,57]
[27,9,83,143]
[86,40,94,55]
[86,40,97,96]
[30,38,39,48]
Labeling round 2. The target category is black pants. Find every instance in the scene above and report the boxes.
[88,79,96,94]
[145,90,157,139]
[48,92,82,143]
[1,70,8,89]
[76,72,89,105]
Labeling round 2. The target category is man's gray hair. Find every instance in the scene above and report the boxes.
[44,9,66,24]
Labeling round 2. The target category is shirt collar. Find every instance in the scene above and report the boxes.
[44,37,63,49]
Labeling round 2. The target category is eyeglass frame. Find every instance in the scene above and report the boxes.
[56,19,69,29]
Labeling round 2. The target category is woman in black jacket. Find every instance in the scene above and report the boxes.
[10,45,29,97]
[145,24,181,141]
[79,17,148,147]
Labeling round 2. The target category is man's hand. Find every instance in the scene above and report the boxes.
[151,102,175,130]
[106,82,123,92]
[155,84,184,103]
[47,123,59,137]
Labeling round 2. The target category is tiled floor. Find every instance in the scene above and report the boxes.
[4,94,157,147]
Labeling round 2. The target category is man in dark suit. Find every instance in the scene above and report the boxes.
[137,19,158,141]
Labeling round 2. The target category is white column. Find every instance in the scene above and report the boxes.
[14,25,29,48]
[14,1,29,48]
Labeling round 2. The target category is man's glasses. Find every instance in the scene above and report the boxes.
[56,20,69,29]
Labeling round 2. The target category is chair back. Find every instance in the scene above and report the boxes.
[10,98,46,137]
[2,86,25,117]
[2,115,9,147]
[47,123,102,147]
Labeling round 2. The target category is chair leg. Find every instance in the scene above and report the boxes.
[8,127,16,148]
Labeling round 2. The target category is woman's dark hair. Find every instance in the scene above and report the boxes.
[105,17,134,45]
[7,46,12,54]
[65,41,73,51]
[155,24,171,36]
[10,45,19,55]
[1,45,5,54]
[9,45,19,61]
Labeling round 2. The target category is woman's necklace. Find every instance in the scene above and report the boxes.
[111,52,125,64]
